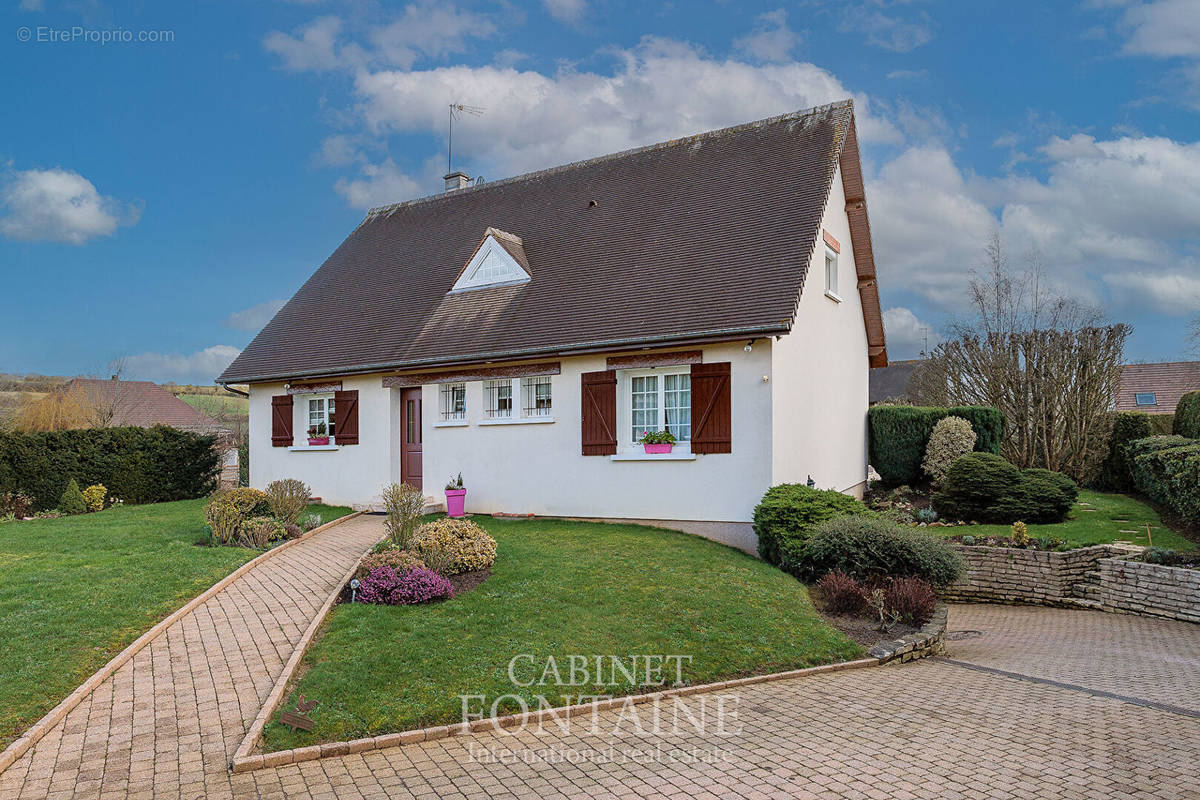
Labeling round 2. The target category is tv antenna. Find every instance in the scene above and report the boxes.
[448,103,485,174]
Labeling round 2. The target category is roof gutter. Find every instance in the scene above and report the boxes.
[219,384,249,398]
[220,323,791,385]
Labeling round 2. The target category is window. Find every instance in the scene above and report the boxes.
[825,246,839,296]
[439,382,467,420]
[484,379,514,419]
[307,396,334,436]
[1135,392,1157,407]
[628,370,690,444]
[521,375,553,417]
[451,235,532,292]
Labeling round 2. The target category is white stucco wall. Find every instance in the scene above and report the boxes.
[770,164,870,496]
[247,342,774,530]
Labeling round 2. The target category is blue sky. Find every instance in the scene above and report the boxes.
[3,0,1198,383]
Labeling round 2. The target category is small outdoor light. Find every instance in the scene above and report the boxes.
[806,475,816,488]
[350,578,360,603]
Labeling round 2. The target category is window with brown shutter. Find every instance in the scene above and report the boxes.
[581,371,617,455]
[271,395,293,447]
[333,389,359,445]
[690,362,731,453]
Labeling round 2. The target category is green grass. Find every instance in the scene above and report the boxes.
[179,393,248,416]
[0,498,351,748]
[928,490,1196,551]
[263,517,861,751]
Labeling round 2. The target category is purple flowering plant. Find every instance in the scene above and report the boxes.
[358,565,454,606]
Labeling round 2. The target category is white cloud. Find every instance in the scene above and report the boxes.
[263,16,346,72]
[839,5,934,53]
[1104,270,1200,315]
[334,158,423,208]
[0,167,139,245]
[542,0,586,25]
[369,3,497,70]
[883,306,940,359]
[1120,0,1200,58]
[225,299,286,331]
[734,9,802,64]
[313,134,363,167]
[124,345,242,384]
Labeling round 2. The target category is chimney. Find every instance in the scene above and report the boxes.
[443,171,471,191]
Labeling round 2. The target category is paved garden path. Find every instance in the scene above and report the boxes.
[3,548,1199,800]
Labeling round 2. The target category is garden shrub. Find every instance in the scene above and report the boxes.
[816,571,868,615]
[238,515,285,549]
[987,469,1080,524]
[0,425,221,512]
[783,516,964,586]
[224,487,270,516]
[1175,391,1200,439]
[1149,413,1175,436]
[0,490,33,518]
[931,453,1021,521]
[301,513,323,532]
[205,488,273,546]
[412,518,497,576]
[753,484,872,567]
[1095,412,1153,491]
[359,565,453,605]
[882,576,937,625]
[284,523,303,539]
[265,478,309,525]
[59,479,86,515]
[868,405,1004,486]
[921,416,977,486]
[204,499,242,544]
[82,484,106,513]
[1129,435,1200,525]
[381,482,424,549]
[355,549,427,581]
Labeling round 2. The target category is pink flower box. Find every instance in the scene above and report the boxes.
[307,437,331,446]
[445,488,467,517]
[643,443,674,454]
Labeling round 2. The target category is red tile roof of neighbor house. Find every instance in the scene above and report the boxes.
[60,378,230,433]
[1115,361,1200,413]
[218,100,887,384]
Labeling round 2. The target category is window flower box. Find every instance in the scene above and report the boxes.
[638,430,677,455]
[307,436,331,446]
[643,442,674,454]
[307,423,330,446]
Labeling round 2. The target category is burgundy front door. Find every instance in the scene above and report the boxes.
[401,388,423,491]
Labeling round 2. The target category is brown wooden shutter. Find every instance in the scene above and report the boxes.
[691,362,731,454]
[581,371,617,455]
[271,395,293,447]
[333,389,359,445]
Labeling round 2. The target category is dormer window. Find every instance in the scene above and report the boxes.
[450,228,531,292]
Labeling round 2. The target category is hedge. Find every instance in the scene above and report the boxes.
[753,483,872,567]
[1175,392,1200,439]
[868,405,1005,486]
[1128,435,1200,524]
[1095,411,1153,491]
[0,426,222,511]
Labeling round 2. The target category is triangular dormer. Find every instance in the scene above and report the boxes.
[450,228,531,293]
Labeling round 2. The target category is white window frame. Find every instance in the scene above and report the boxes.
[438,382,468,424]
[824,245,841,302]
[289,392,337,450]
[479,376,555,425]
[617,367,692,453]
[450,236,531,293]
[1134,392,1157,407]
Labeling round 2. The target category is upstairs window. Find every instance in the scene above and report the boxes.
[1135,392,1157,407]
[825,245,839,297]
[439,382,466,421]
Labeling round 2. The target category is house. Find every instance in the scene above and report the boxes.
[869,359,921,405]
[20,378,239,486]
[218,101,887,553]
[1115,361,1200,414]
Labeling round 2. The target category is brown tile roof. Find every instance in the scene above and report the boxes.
[59,379,230,433]
[219,100,886,384]
[1115,362,1200,413]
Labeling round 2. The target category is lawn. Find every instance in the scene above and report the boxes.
[928,490,1196,551]
[262,517,862,751]
[0,498,351,749]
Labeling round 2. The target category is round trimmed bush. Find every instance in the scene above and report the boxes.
[921,416,976,486]
[931,453,1021,521]
[784,515,964,586]
[359,565,453,605]
[355,549,427,580]
[412,518,497,576]
[753,484,872,567]
[988,468,1078,524]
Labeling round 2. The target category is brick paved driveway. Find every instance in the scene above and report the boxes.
[1,526,1197,800]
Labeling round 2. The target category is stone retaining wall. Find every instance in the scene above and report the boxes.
[941,545,1123,606]
[869,603,947,664]
[1099,559,1200,623]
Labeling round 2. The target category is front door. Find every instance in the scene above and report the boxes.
[401,387,423,491]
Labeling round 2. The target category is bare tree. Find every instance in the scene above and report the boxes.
[1188,315,1200,356]
[910,233,1128,482]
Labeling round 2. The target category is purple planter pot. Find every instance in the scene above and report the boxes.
[445,488,467,517]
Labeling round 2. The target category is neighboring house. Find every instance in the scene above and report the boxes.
[1115,361,1200,414]
[23,378,238,486]
[869,359,921,405]
[219,101,887,552]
